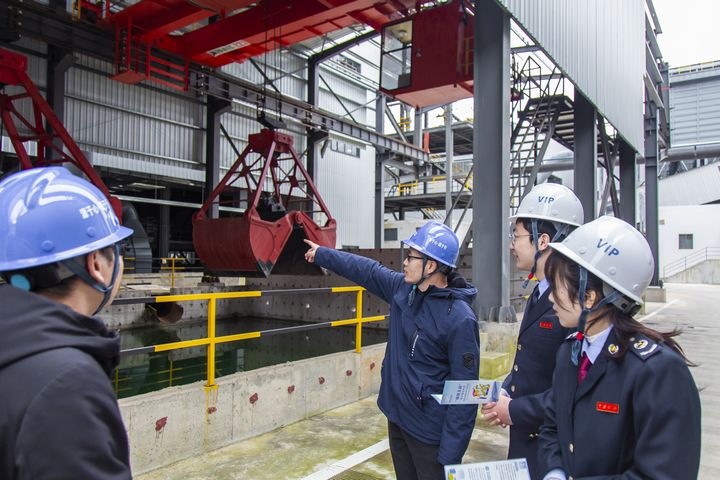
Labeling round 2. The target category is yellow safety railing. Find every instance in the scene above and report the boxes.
[122,286,386,392]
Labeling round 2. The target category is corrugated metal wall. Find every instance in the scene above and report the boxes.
[669,66,720,147]
[315,137,375,247]
[498,0,645,151]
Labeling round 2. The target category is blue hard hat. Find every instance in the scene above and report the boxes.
[0,167,133,272]
[403,221,459,268]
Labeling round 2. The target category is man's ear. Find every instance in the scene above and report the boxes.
[425,259,438,275]
[537,232,552,252]
[85,250,109,285]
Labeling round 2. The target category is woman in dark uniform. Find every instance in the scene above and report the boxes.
[538,216,701,480]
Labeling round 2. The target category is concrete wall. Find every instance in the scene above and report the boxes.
[659,205,720,277]
[665,260,720,285]
[120,343,386,476]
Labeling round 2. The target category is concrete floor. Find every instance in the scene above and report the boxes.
[136,283,719,480]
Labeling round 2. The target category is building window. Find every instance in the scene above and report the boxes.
[384,228,398,241]
[678,234,693,250]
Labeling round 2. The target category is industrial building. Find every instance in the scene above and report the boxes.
[0,0,717,478]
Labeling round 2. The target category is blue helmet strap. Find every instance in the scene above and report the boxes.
[523,219,542,288]
[523,221,571,289]
[408,256,431,306]
[62,243,121,315]
[571,267,623,365]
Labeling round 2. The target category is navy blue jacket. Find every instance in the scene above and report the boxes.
[502,286,570,479]
[0,285,131,479]
[315,247,480,465]
[538,330,702,479]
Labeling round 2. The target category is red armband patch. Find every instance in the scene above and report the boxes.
[539,321,553,329]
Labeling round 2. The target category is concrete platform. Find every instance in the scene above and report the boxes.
[136,283,719,479]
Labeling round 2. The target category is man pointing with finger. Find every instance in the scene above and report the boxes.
[305,221,480,480]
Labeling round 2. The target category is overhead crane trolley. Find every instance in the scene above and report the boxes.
[192,128,337,277]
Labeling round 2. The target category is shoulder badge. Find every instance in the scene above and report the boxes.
[628,334,660,361]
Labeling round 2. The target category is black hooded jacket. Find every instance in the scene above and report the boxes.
[0,285,131,479]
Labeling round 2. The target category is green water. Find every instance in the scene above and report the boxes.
[114,317,388,399]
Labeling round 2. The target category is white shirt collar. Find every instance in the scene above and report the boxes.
[581,325,613,364]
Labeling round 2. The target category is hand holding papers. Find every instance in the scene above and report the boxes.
[445,459,531,480]
[432,380,502,405]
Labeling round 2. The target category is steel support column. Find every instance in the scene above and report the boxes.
[375,154,389,248]
[205,96,232,219]
[375,93,387,248]
[45,44,74,161]
[473,0,511,322]
[573,92,598,221]
[619,139,637,226]
[444,103,453,226]
[644,100,660,286]
[159,187,171,258]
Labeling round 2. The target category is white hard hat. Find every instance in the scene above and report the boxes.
[549,216,654,305]
[510,183,584,227]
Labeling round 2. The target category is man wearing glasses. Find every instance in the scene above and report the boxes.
[0,167,133,479]
[305,221,479,480]
[481,183,583,480]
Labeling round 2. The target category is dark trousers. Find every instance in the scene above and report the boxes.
[388,421,446,480]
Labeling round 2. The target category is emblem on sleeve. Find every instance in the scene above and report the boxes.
[608,344,619,355]
[463,353,475,369]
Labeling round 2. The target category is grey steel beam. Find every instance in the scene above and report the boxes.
[573,92,598,221]
[473,0,511,322]
[205,72,429,163]
[618,139,637,226]
[644,99,660,286]
[205,96,232,219]
[385,103,408,142]
[310,30,378,64]
[444,103,453,227]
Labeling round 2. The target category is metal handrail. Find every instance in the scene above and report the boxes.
[662,246,720,278]
[116,286,386,392]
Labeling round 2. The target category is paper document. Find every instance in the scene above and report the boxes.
[445,459,531,480]
[431,380,502,405]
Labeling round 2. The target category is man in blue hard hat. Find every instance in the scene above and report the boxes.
[305,221,479,480]
[0,167,133,479]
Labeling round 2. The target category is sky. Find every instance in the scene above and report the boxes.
[652,0,720,67]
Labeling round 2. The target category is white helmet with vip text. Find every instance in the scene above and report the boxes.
[549,215,655,308]
[510,183,584,227]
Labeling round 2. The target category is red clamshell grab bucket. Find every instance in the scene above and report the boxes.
[192,129,336,277]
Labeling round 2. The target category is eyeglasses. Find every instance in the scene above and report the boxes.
[508,232,532,244]
[404,253,424,262]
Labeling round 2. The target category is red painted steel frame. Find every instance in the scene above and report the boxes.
[0,48,123,220]
[192,129,336,277]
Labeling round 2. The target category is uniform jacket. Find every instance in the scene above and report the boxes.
[502,286,570,479]
[0,285,131,480]
[315,247,480,465]
[538,330,702,479]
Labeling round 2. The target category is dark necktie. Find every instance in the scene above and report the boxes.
[578,352,592,384]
